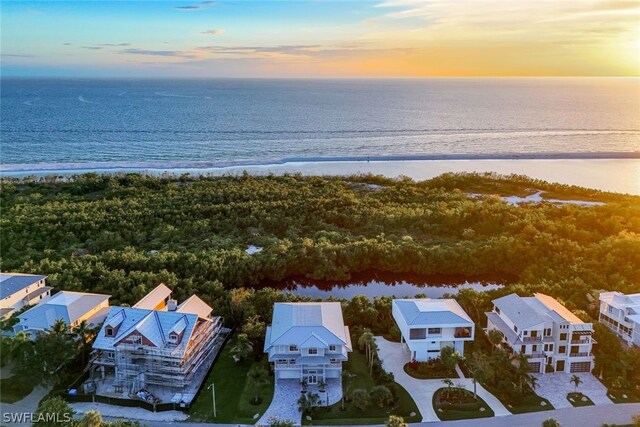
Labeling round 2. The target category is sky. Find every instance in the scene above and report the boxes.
[1,0,639,77]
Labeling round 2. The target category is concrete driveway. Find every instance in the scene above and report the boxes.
[375,336,511,422]
[532,372,613,409]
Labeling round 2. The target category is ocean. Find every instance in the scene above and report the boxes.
[1,78,639,193]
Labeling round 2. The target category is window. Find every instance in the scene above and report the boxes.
[495,307,500,314]
[523,330,528,336]
[131,335,142,345]
[608,305,613,314]
[289,345,298,352]
[308,348,318,355]
[105,327,114,337]
[514,326,518,333]
[560,333,568,341]
[544,328,552,336]
[521,345,526,353]
[532,345,538,352]
[427,328,442,335]
[559,345,566,354]
[329,345,337,352]
[106,351,114,359]
[409,328,426,339]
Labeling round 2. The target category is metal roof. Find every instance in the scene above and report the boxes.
[265,302,351,351]
[133,283,172,310]
[0,273,47,299]
[17,291,110,330]
[393,298,474,326]
[93,306,201,356]
[176,295,212,319]
[492,294,548,329]
[486,311,519,345]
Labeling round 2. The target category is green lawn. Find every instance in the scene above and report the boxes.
[432,388,494,421]
[505,393,554,414]
[567,392,594,407]
[0,375,36,403]
[607,389,640,404]
[189,338,274,423]
[304,350,421,425]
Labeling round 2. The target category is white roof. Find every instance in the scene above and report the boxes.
[393,298,474,326]
[264,302,351,351]
[17,291,110,330]
[493,293,584,329]
[133,283,171,309]
[600,291,640,312]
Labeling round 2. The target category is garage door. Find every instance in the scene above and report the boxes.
[570,362,591,373]
[528,362,541,373]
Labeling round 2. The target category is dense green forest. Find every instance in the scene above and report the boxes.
[1,172,639,312]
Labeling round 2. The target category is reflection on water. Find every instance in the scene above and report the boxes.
[270,271,506,300]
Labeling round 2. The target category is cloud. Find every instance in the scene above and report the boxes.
[120,48,199,58]
[201,29,225,36]
[98,43,131,47]
[1,53,37,58]
[175,1,216,11]
[82,46,104,50]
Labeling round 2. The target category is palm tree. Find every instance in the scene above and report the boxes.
[358,330,376,370]
[487,329,504,354]
[442,378,454,399]
[512,352,533,393]
[75,320,92,364]
[247,365,270,404]
[541,418,561,427]
[341,369,356,409]
[570,374,583,393]
[51,319,69,335]
[230,333,253,363]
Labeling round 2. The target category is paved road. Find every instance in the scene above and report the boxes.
[374,336,511,421]
[532,372,612,409]
[0,385,52,427]
[104,402,640,427]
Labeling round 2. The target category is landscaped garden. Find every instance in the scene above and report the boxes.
[567,392,594,407]
[606,388,640,404]
[302,346,421,425]
[404,359,456,380]
[189,336,274,423]
[432,385,494,421]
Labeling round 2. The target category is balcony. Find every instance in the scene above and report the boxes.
[454,327,472,339]
[525,353,545,359]
[570,339,590,344]
[522,337,542,343]
[569,352,593,357]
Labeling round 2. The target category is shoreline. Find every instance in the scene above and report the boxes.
[1,151,639,174]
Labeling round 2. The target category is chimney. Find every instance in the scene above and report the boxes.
[167,299,178,311]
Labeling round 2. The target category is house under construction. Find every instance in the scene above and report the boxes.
[87,284,225,405]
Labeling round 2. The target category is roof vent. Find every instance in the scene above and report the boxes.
[167,299,178,311]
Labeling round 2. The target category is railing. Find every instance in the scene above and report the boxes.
[570,339,590,344]
[569,352,592,357]
[526,353,545,359]
[522,337,542,343]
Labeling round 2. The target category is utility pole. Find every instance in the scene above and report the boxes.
[208,383,216,417]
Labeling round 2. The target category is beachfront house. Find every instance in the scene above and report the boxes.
[0,272,51,319]
[12,291,110,338]
[264,302,352,384]
[599,291,640,347]
[392,298,474,361]
[86,284,225,406]
[486,293,595,373]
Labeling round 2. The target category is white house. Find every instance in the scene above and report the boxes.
[599,291,640,347]
[486,293,594,374]
[264,302,352,383]
[0,273,51,319]
[13,291,111,338]
[392,298,474,361]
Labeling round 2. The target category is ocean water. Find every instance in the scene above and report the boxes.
[2,78,639,169]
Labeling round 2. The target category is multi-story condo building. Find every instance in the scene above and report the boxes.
[264,302,352,384]
[599,291,640,347]
[0,272,51,319]
[87,284,224,405]
[13,291,110,338]
[392,298,474,361]
[486,293,594,374]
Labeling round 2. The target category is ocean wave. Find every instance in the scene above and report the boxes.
[2,152,639,174]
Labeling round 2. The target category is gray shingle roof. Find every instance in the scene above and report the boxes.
[0,273,47,299]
